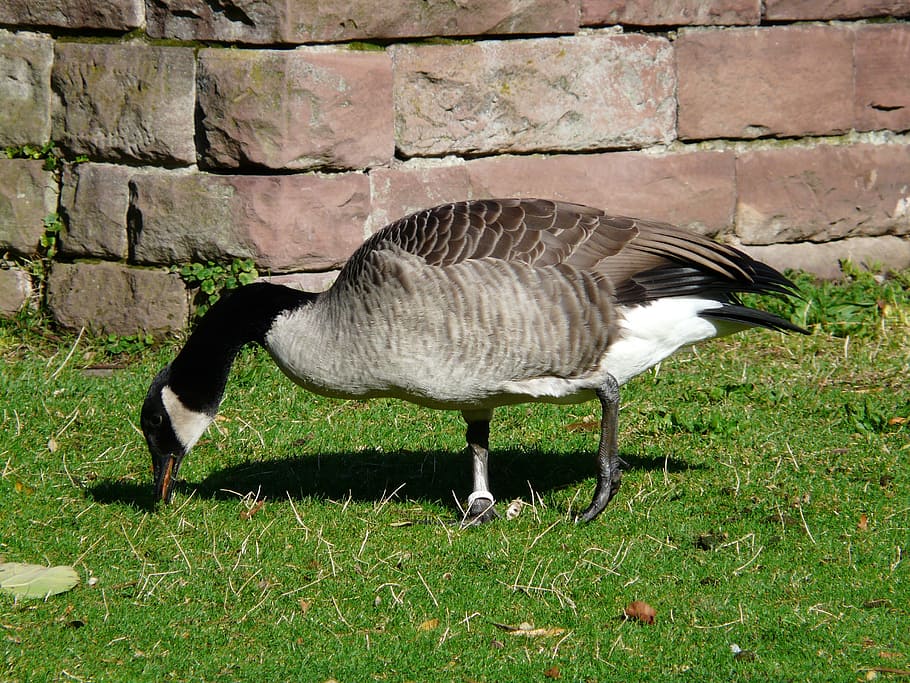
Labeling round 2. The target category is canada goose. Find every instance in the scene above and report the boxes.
[141,198,806,523]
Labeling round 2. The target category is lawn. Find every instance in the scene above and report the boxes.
[1,270,907,682]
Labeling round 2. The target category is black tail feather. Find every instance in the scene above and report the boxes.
[700,304,809,335]
[614,263,802,304]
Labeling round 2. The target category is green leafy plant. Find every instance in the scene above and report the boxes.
[5,142,61,171]
[99,332,155,358]
[172,258,259,317]
[13,213,66,313]
[39,213,64,261]
[5,142,88,170]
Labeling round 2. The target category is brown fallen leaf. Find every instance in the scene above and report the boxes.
[492,621,565,638]
[888,416,907,425]
[624,600,656,625]
[858,513,869,532]
[565,415,598,433]
[14,481,34,495]
[418,618,439,632]
[543,665,561,679]
[867,668,910,677]
[240,499,264,520]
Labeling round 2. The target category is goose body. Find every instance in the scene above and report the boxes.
[142,198,805,522]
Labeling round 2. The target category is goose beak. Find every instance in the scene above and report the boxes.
[153,452,183,503]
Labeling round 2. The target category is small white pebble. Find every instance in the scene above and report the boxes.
[505,499,523,520]
[87,576,99,587]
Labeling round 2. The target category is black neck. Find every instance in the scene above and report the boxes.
[169,282,315,413]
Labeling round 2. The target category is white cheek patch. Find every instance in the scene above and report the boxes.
[161,386,213,452]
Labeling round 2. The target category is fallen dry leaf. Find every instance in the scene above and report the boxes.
[14,481,34,495]
[0,562,79,599]
[417,618,439,632]
[565,415,598,432]
[624,600,656,625]
[543,665,561,679]
[868,667,910,677]
[857,513,869,532]
[888,416,907,425]
[493,621,565,638]
[240,499,265,520]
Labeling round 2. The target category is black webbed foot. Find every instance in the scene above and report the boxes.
[461,491,498,527]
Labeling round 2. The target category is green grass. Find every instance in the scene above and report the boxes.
[1,273,908,682]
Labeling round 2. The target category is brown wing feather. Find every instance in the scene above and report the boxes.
[333,198,795,301]
[336,198,635,284]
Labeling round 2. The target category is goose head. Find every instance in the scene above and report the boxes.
[141,364,216,502]
[139,283,316,503]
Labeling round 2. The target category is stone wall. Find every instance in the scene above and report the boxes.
[1,1,909,336]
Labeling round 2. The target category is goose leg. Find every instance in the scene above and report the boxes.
[462,409,498,525]
[576,374,623,523]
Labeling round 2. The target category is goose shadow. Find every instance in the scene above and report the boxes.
[87,448,701,510]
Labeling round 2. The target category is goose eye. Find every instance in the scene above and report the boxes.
[149,413,164,428]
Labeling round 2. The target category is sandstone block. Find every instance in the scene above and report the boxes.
[47,262,189,336]
[146,0,282,42]
[392,33,675,157]
[854,25,910,133]
[0,0,143,30]
[735,143,910,245]
[0,31,53,147]
[582,0,760,26]
[370,149,736,236]
[198,48,393,171]
[51,43,196,165]
[59,163,132,260]
[677,26,854,140]
[0,159,58,256]
[148,0,577,44]
[284,0,579,42]
[764,0,910,20]
[742,236,910,280]
[130,171,370,271]
[0,267,33,317]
